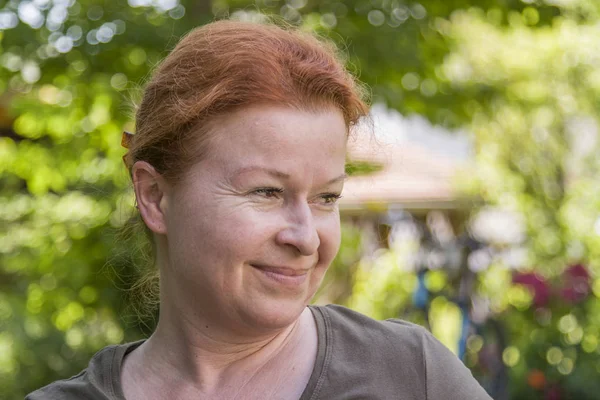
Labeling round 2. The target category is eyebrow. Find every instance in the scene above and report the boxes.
[233,166,347,185]
[328,173,348,185]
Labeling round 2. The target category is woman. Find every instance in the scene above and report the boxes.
[28,19,492,400]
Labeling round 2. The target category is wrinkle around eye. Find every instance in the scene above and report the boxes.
[251,187,284,199]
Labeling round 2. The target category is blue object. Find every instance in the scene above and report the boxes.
[457,302,470,361]
[413,270,429,309]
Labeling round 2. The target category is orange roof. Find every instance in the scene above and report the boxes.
[340,136,467,212]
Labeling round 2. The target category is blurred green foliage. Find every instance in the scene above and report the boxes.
[3,0,600,398]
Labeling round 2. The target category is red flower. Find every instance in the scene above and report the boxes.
[513,272,550,307]
[527,369,546,390]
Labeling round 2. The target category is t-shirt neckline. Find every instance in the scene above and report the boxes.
[109,306,330,400]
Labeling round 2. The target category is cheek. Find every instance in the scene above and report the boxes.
[170,200,279,260]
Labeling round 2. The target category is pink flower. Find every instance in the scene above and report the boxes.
[513,272,550,308]
[559,264,591,303]
[545,384,561,400]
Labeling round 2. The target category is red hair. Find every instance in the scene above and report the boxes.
[126,19,369,182]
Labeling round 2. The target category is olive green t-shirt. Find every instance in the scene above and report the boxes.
[27,305,492,400]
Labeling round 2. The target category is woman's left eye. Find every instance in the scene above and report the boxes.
[319,193,342,205]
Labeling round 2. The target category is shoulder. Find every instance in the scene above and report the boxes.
[26,342,140,400]
[314,304,440,372]
[314,304,471,358]
[314,304,428,350]
[312,305,491,400]
[25,369,89,400]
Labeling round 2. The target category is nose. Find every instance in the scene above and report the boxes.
[276,201,320,256]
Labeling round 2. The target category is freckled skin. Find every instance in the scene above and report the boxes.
[159,105,348,336]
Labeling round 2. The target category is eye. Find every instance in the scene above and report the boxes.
[252,187,284,199]
[319,193,342,205]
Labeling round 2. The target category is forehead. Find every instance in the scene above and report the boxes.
[200,105,348,169]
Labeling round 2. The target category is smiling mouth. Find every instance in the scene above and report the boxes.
[251,264,308,276]
[250,264,309,286]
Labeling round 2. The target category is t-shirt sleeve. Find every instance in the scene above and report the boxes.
[420,329,492,400]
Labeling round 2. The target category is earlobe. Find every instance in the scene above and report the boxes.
[132,161,168,235]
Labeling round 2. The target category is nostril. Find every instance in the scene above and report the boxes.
[276,225,319,256]
[274,202,320,255]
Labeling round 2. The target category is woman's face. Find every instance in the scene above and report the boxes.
[160,104,347,333]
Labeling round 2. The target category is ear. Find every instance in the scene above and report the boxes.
[132,161,169,235]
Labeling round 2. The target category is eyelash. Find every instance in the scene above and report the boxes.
[253,187,284,198]
[321,193,343,204]
[252,188,342,205]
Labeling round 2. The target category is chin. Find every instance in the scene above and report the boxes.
[237,296,309,332]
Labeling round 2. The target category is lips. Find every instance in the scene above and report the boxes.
[251,264,309,276]
[250,263,309,286]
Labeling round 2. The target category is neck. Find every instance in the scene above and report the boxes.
[136,298,311,393]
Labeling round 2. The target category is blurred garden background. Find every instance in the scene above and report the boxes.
[2,0,600,398]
